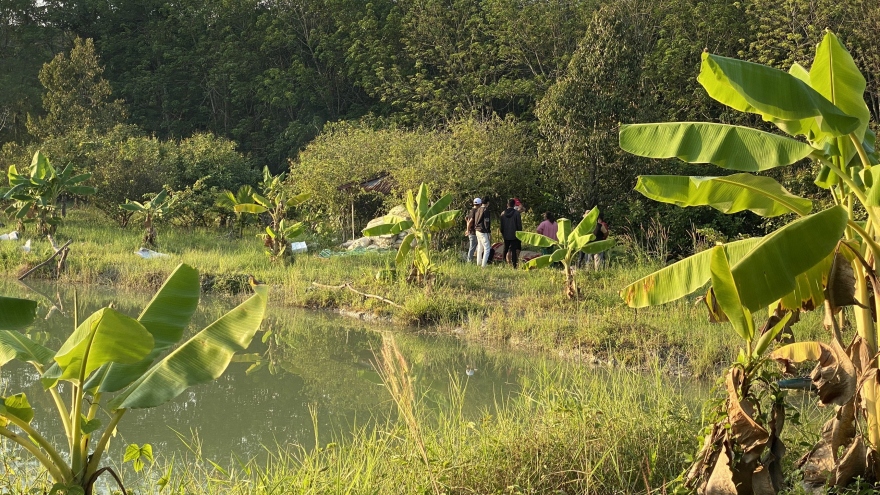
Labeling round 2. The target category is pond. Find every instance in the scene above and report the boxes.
[0,282,573,462]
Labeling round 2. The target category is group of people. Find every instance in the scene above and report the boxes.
[464,197,524,268]
[464,198,609,270]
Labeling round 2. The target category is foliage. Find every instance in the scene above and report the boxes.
[0,263,268,494]
[215,184,256,236]
[516,206,613,298]
[26,37,127,141]
[362,183,459,286]
[4,150,95,234]
[618,31,880,490]
[234,167,309,260]
[293,118,540,236]
[120,189,173,248]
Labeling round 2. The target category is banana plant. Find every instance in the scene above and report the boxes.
[618,30,879,488]
[216,184,256,237]
[516,206,613,298]
[120,189,174,248]
[0,264,268,494]
[362,183,459,286]
[234,167,309,260]
[4,151,95,235]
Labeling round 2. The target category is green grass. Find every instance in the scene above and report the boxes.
[0,207,831,378]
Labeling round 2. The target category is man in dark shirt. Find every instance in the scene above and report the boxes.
[499,198,523,268]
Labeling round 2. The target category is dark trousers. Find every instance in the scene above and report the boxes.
[503,239,521,268]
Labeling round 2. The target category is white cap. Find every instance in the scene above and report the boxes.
[473,198,482,205]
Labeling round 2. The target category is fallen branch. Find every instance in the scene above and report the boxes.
[19,239,72,281]
[311,282,405,309]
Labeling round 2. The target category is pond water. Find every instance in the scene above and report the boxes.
[0,281,563,466]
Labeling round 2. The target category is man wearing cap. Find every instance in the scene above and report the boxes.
[464,198,480,262]
[473,198,491,267]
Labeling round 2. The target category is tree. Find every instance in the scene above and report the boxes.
[27,37,127,141]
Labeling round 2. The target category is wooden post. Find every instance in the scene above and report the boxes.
[351,200,356,240]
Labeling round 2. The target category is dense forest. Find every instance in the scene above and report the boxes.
[1,0,879,252]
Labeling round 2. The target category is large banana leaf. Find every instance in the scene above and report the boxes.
[810,32,870,150]
[778,251,834,311]
[698,53,859,137]
[579,239,614,255]
[570,207,599,244]
[423,210,459,231]
[54,308,154,384]
[417,184,430,219]
[524,254,553,269]
[516,231,556,248]
[557,219,571,245]
[621,237,763,308]
[396,232,415,265]
[731,206,848,311]
[95,264,201,393]
[619,123,814,171]
[635,174,811,217]
[109,284,268,410]
[710,246,753,341]
[0,296,37,330]
[285,192,311,207]
[234,203,268,214]
[425,194,453,219]
[0,331,54,368]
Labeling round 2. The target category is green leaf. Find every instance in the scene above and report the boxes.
[124,443,153,473]
[770,342,824,362]
[754,311,793,357]
[234,203,267,214]
[0,393,34,424]
[120,202,144,212]
[80,415,102,434]
[698,52,859,137]
[731,206,848,311]
[425,193,453,219]
[423,210,459,231]
[634,174,812,217]
[30,151,53,180]
[362,223,395,237]
[0,330,54,368]
[557,219,571,246]
[96,264,200,394]
[809,31,871,161]
[54,308,154,384]
[569,207,599,245]
[579,239,614,254]
[0,296,37,330]
[285,192,311,207]
[417,183,430,219]
[549,248,567,263]
[109,285,269,410]
[619,122,814,171]
[516,231,556,248]
[524,254,553,270]
[621,237,763,308]
[709,246,753,341]
[396,233,415,266]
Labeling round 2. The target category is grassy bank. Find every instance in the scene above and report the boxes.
[1,207,829,377]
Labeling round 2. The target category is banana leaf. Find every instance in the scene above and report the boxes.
[0,296,37,330]
[109,284,268,410]
[635,174,811,217]
[731,206,848,311]
[709,246,754,341]
[698,52,859,137]
[621,237,762,308]
[619,122,814,171]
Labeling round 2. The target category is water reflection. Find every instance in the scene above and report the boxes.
[0,281,529,463]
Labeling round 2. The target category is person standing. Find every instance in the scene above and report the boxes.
[464,198,480,262]
[474,199,491,267]
[536,212,558,255]
[499,198,523,268]
[591,213,609,269]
